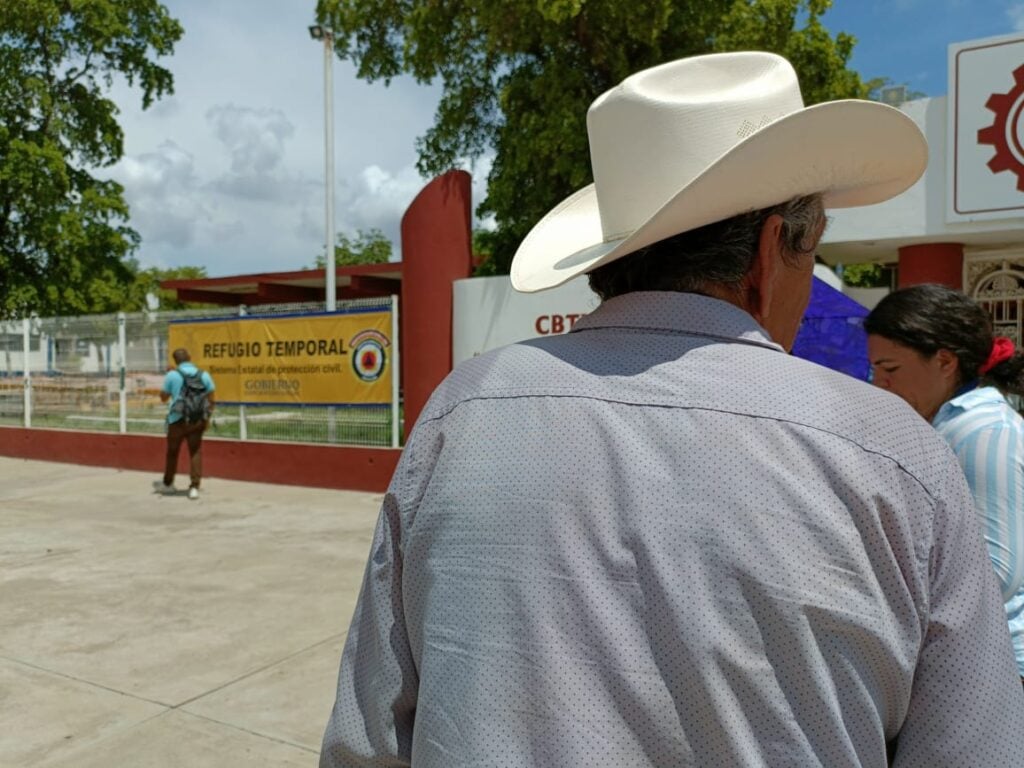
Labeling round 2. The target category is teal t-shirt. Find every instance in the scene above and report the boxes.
[162,362,215,424]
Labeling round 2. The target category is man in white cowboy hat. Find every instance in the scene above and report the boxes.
[321,52,1024,766]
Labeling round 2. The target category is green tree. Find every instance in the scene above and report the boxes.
[865,77,927,104]
[0,0,183,318]
[472,227,499,276]
[841,262,893,289]
[313,228,394,267]
[41,262,211,315]
[134,265,211,310]
[47,262,210,314]
[317,0,874,274]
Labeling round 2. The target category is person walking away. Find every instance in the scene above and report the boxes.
[321,52,1024,767]
[155,347,215,500]
[866,283,1024,686]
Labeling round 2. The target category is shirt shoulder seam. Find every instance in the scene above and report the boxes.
[420,390,942,501]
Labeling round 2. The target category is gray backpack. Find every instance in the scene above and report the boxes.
[171,370,210,424]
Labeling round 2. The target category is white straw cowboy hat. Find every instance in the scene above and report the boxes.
[510,51,927,293]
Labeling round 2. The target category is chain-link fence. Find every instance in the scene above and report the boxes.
[0,299,401,447]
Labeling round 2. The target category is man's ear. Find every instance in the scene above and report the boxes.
[747,214,784,324]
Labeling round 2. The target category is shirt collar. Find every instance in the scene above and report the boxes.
[571,291,784,353]
[933,385,1005,424]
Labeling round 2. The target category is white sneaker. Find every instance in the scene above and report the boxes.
[153,480,175,495]
[188,487,199,500]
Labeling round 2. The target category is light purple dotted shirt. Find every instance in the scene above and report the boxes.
[321,291,1024,767]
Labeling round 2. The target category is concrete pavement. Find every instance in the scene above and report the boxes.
[0,457,383,767]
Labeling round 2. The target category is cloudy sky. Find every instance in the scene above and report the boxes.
[107,0,1023,278]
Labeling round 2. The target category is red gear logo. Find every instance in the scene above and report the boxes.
[978,63,1024,191]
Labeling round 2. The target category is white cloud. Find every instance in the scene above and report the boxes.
[341,164,426,234]
[294,207,324,244]
[103,0,445,276]
[112,142,209,248]
[207,104,294,175]
[201,105,318,203]
[1010,3,1024,31]
[116,141,196,198]
[334,157,498,247]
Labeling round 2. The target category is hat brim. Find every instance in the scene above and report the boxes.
[510,100,927,293]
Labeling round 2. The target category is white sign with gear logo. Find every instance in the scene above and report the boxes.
[949,33,1024,221]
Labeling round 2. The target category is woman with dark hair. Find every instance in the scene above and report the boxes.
[865,283,1024,680]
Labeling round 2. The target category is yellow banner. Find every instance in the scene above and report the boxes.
[168,310,393,405]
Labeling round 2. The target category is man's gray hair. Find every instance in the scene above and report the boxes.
[587,194,825,301]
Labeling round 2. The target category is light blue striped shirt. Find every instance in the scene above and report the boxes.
[933,386,1024,673]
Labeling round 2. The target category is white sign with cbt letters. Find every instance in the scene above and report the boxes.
[452,275,599,365]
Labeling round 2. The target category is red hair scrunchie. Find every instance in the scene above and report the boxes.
[978,336,1016,375]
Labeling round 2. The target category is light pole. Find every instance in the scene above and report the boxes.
[309,24,336,312]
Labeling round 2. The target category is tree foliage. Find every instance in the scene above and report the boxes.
[313,227,394,267]
[317,0,874,273]
[0,0,183,318]
[841,262,894,289]
[866,77,926,104]
[472,227,499,276]
[136,265,211,310]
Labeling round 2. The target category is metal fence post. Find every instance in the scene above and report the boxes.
[117,312,127,433]
[390,294,400,448]
[327,305,336,444]
[238,304,248,441]
[22,318,32,428]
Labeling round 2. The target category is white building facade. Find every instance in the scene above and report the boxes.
[821,32,1024,343]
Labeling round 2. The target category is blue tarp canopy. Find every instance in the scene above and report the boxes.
[791,276,869,381]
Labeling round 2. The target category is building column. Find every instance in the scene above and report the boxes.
[897,243,964,289]
[399,170,474,440]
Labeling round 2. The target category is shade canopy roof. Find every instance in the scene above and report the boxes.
[160,262,403,307]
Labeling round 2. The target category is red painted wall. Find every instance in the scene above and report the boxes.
[897,243,964,289]
[0,427,400,493]
[399,170,474,438]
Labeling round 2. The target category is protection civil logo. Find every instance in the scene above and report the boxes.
[350,329,389,382]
